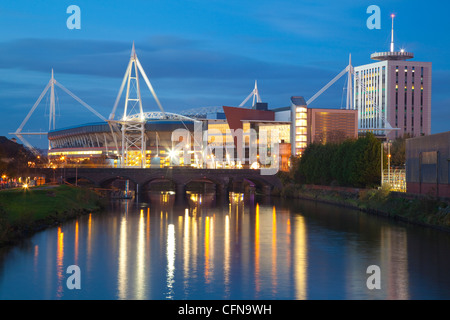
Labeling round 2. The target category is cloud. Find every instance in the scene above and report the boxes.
[0,36,346,119]
[0,37,336,81]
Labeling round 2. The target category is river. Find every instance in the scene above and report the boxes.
[0,191,449,300]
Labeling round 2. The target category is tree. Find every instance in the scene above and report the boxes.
[359,133,382,188]
[0,136,37,177]
[389,134,410,167]
[294,133,381,188]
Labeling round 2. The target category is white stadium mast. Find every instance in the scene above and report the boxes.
[306,54,354,110]
[108,42,167,168]
[10,69,106,155]
[240,80,262,109]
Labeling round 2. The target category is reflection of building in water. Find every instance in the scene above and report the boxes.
[254,204,260,293]
[380,227,409,300]
[166,223,176,298]
[56,227,64,299]
[183,209,191,292]
[74,220,79,266]
[293,215,307,300]
[187,192,216,217]
[271,206,277,293]
[224,213,231,296]
[117,215,128,300]
[135,209,146,299]
[148,191,176,214]
[111,188,311,299]
[204,216,214,284]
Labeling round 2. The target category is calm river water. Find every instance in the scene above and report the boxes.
[0,191,449,300]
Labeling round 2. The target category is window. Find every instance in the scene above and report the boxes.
[296,120,307,127]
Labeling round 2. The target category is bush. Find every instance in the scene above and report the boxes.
[294,133,381,188]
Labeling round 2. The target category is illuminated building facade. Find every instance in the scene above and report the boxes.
[47,98,358,170]
[283,97,358,157]
[354,15,432,139]
[290,97,308,157]
[307,108,358,145]
[47,120,198,168]
[354,60,432,139]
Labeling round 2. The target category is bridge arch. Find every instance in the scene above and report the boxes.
[65,175,97,186]
[231,176,272,195]
[99,176,138,191]
[184,178,218,194]
[141,177,177,192]
[36,168,282,196]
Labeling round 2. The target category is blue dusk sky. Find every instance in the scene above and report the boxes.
[0,0,448,148]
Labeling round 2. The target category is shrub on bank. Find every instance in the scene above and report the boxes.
[274,182,450,230]
[294,133,383,188]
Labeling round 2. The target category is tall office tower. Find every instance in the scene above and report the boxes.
[354,15,432,139]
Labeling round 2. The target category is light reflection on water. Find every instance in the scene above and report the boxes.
[0,191,449,300]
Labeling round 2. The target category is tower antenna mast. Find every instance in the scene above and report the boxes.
[390,14,395,53]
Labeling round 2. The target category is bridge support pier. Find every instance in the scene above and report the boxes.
[216,183,228,196]
[262,185,272,196]
[176,183,186,197]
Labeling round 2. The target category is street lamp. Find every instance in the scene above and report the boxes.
[381,143,383,186]
[387,140,392,187]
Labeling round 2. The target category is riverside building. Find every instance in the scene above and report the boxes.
[354,15,432,139]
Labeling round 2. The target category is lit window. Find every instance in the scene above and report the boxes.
[296,120,307,127]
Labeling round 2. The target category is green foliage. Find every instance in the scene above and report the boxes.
[294,133,382,188]
[0,185,102,245]
[0,185,100,225]
[0,136,37,177]
[389,134,410,167]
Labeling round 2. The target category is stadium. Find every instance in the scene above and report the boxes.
[47,114,199,168]
[10,43,361,172]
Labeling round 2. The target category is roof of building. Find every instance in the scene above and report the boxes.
[271,106,290,112]
[291,96,306,106]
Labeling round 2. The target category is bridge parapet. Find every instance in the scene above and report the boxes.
[36,167,283,194]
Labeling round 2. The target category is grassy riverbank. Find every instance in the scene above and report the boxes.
[0,185,103,245]
[274,183,450,231]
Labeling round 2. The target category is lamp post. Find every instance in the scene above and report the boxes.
[388,140,392,186]
[381,143,384,186]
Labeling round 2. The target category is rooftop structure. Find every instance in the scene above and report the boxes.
[370,15,414,61]
[354,14,431,139]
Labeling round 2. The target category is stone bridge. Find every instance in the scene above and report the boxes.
[37,167,283,196]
